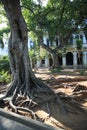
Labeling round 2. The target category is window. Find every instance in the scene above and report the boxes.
[46,39,49,46]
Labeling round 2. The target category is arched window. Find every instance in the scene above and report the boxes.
[66,52,73,65]
[56,37,58,46]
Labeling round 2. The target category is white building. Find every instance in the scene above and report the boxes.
[36,31,87,68]
[0,37,32,57]
[0,42,8,56]
[1,31,87,69]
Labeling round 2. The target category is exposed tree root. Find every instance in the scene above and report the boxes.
[56,95,68,115]
[0,75,57,119]
[0,77,87,120]
[0,80,68,119]
[3,85,37,119]
[10,99,36,119]
[46,102,51,118]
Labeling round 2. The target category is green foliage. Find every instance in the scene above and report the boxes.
[79,70,85,76]
[0,56,10,72]
[51,67,61,73]
[29,39,40,63]
[22,0,87,50]
[76,39,82,50]
[0,70,11,83]
[22,0,87,67]
[0,27,10,35]
[0,56,11,83]
[29,49,37,67]
[29,49,35,58]
[0,38,4,48]
[0,27,10,48]
[0,4,10,48]
[40,47,46,59]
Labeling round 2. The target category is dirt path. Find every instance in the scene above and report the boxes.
[0,68,87,130]
[34,68,87,130]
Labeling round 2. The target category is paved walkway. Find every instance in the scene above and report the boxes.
[0,108,63,130]
[0,115,34,130]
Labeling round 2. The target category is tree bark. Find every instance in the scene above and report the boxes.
[0,0,78,116]
[1,0,50,100]
[52,53,58,68]
[40,43,59,68]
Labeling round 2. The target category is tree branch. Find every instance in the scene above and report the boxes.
[21,5,35,17]
[58,0,66,26]
[40,43,53,54]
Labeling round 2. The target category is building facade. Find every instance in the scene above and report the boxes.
[36,31,87,68]
[0,31,87,69]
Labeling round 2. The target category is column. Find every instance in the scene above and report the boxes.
[62,56,66,67]
[36,59,41,68]
[72,34,76,45]
[73,51,77,68]
[83,51,86,66]
[45,57,49,67]
[83,35,86,44]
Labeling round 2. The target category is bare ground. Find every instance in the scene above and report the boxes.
[0,68,87,130]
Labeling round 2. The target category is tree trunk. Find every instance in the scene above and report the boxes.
[52,53,59,68]
[0,0,77,117]
[40,43,59,68]
[1,0,51,108]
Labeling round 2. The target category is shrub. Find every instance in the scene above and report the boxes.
[51,66,61,73]
[0,56,10,72]
[0,70,11,83]
[79,70,85,76]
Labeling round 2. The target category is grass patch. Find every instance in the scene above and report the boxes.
[79,69,86,76]
[50,67,61,73]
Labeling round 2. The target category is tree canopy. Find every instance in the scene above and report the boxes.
[18,0,86,68]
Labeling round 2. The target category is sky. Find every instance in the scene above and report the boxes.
[42,0,48,6]
[33,0,48,6]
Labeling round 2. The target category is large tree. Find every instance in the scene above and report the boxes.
[21,0,67,68]
[0,0,53,115]
[21,0,73,68]
[22,0,87,68]
[0,0,86,120]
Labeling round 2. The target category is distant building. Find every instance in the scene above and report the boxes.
[36,31,87,68]
[0,42,8,56]
[1,31,87,69]
[0,37,32,57]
